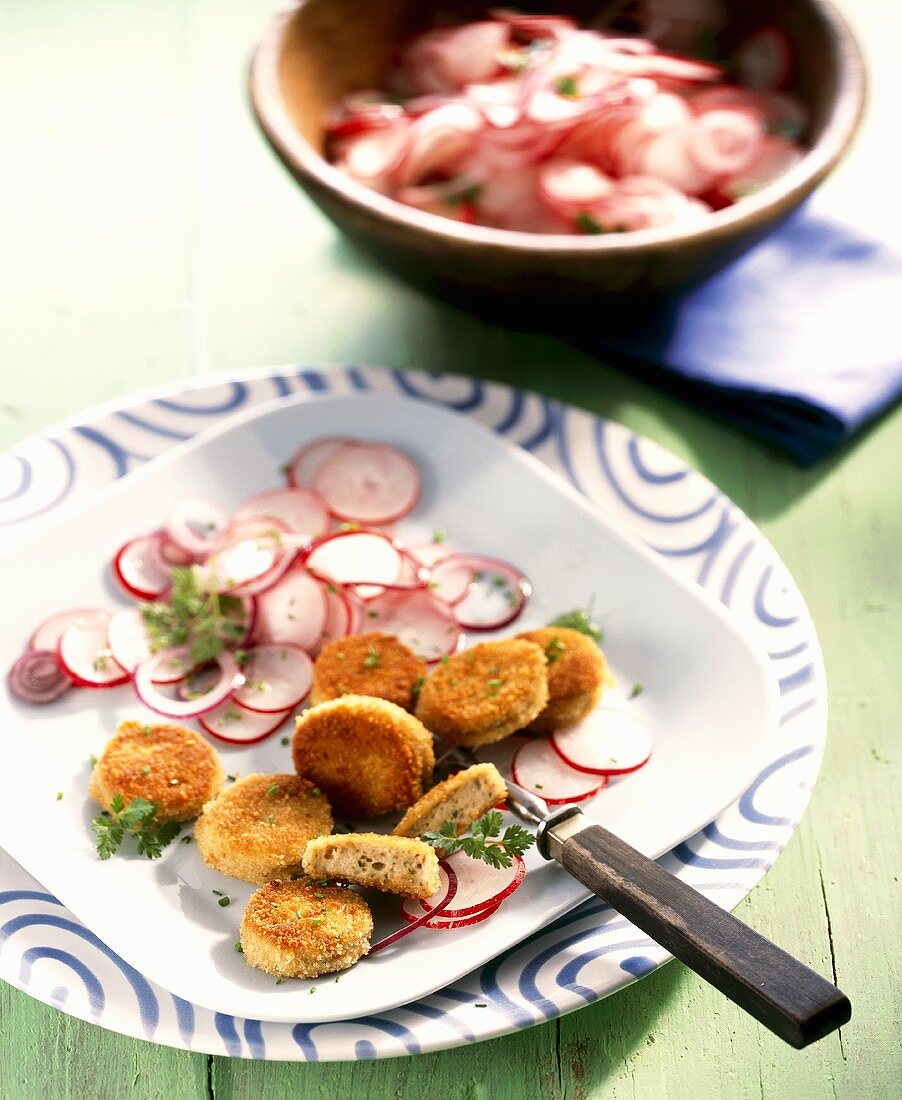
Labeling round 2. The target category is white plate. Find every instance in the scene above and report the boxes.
[0,391,779,1024]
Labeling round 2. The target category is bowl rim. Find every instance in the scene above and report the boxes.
[248,0,867,254]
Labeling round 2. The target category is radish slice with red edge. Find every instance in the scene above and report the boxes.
[8,649,73,704]
[313,585,352,653]
[252,564,327,651]
[432,553,530,630]
[408,540,454,570]
[195,537,282,594]
[313,443,421,525]
[233,488,331,540]
[512,737,605,804]
[133,648,243,718]
[113,534,172,599]
[107,609,153,673]
[369,859,459,954]
[58,617,130,689]
[29,608,110,652]
[305,531,404,589]
[166,496,229,557]
[200,701,292,745]
[149,647,192,686]
[551,708,653,776]
[401,896,503,929]
[232,643,313,713]
[343,586,366,634]
[157,536,195,568]
[286,437,353,488]
[362,589,462,662]
[415,849,525,917]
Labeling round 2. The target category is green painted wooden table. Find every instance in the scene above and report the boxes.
[1,2,899,1096]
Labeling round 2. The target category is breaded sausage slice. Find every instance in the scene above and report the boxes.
[311,632,427,711]
[194,773,333,884]
[240,879,372,979]
[303,833,441,899]
[415,639,548,747]
[293,696,434,818]
[89,720,224,823]
[516,627,609,732]
[393,763,507,841]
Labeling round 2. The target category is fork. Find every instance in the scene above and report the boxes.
[443,748,850,1049]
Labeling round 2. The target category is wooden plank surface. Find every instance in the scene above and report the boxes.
[0,1,899,1097]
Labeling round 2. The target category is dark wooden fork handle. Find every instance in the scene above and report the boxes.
[541,816,850,1048]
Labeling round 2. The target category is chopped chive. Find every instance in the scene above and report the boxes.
[218,896,231,907]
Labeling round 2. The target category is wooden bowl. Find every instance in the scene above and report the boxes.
[249,1,865,309]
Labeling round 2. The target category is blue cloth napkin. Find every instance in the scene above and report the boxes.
[583,208,902,465]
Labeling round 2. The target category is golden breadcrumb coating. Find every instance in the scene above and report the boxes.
[516,627,609,732]
[292,696,434,818]
[311,632,427,711]
[89,720,224,823]
[415,639,548,746]
[240,879,372,979]
[194,773,333,884]
[393,763,507,840]
[303,833,441,899]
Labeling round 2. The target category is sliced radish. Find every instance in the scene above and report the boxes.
[253,564,327,650]
[362,589,461,662]
[149,646,193,685]
[166,496,229,557]
[232,643,313,713]
[431,553,530,630]
[286,437,354,488]
[133,648,243,718]
[369,859,459,954]
[313,443,421,525]
[551,708,653,776]
[408,540,454,570]
[512,738,605,804]
[688,109,763,176]
[196,537,281,595]
[157,536,196,568]
[58,616,130,689]
[8,649,73,704]
[313,585,352,653]
[233,488,331,540]
[29,608,110,652]
[305,530,404,590]
[200,701,292,745]
[107,609,153,673]
[401,897,503,929]
[415,849,525,917]
[343,586,366,634]
[112,534,172,599]
[537,158,614,218]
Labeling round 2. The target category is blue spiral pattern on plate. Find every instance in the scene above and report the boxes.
[0,366,826,1061]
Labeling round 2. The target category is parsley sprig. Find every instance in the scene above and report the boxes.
[548,598,603,645]
[421,810,534,869]
[141,566,246,665]
[91,794,181,860]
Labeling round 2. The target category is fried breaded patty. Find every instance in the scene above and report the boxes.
[516,627,609,732]
[311,632,427,711]
[303,833,441,899]
[240,879,372,979]
[89,720,224,823]
[414,639,548,747]
[292,696,434,818]
[194,773,333,884]
[393,762,507,841]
